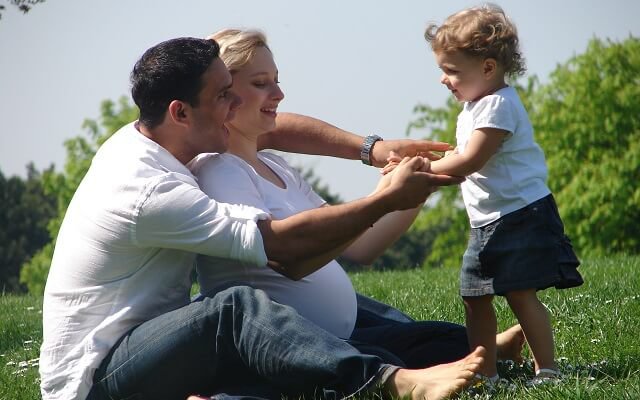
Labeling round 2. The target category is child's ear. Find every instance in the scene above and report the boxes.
[483,58,497,79]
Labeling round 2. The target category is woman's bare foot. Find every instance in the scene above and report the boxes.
[496,324,525,364]
[386,346,486,400]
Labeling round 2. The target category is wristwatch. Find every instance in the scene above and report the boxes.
[360,134,383,166]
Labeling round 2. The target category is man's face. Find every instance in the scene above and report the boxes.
[186,58,242,156]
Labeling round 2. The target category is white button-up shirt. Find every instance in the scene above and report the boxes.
[40,122,269,400]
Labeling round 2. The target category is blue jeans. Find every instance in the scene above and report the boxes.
[86,286,392,400]
[350,294,470,368]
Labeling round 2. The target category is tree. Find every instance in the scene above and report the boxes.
[20,97,138,294]
[529,37,640,256]
[0,163,56,293]
[0,0,45,21]
[407,36,640,269]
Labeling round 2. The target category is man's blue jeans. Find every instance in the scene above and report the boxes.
[86,286,392,400]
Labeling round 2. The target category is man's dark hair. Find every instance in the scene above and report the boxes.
[130,37,220,128]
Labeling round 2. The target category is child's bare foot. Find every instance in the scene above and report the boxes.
[496,324,525,364]
[386,346,486,400]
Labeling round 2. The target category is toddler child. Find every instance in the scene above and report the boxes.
[423,3,583,385]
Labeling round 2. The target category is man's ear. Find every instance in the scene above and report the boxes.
[483,58,497,79]
[168,100,190,127]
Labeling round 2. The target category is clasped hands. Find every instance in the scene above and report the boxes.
[371,139,463,210]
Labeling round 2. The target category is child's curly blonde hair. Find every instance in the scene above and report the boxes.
[425,3,526,78]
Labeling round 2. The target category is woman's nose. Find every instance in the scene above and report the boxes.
[272,83,285,101]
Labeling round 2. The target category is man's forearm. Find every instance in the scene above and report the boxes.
[259,112,363,159]
[258,192,393,280]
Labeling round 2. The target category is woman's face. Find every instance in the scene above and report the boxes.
[227,46,284,138]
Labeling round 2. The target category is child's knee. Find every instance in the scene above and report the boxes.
[505,289,537,304]
[462,294,494,309]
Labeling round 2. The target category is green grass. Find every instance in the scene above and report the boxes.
[351,255,640,399]
[2,255,639,399]
[0,294,42,400]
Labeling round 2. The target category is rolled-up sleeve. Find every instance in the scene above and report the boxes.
[133,174,269,267]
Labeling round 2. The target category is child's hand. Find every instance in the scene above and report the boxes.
[444,147,458,157]
[380,151,402,175]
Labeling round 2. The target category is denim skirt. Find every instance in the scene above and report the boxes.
[460,194,583,297]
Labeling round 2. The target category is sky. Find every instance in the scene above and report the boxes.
[1,0,638,201]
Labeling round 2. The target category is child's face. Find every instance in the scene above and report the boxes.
[435,51,495,102]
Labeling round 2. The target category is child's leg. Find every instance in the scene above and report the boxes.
[463,295,497,377]
[505,289,557,373]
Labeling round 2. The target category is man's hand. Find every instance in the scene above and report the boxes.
[371,139,454,168]
[381,157,464,210]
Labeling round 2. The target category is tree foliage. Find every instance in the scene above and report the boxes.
[20,97,138,294]
[529,37,640,256]
[0,164,56,293]
[407,36,640,269]
[0,0,44,21]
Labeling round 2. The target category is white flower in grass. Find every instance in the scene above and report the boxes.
[590,338,600,344]
[6,361,16,366]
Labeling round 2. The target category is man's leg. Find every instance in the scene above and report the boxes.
[188,348,488,400]
[87,286,387,400]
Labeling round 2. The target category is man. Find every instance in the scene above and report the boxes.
[40,37,482,400]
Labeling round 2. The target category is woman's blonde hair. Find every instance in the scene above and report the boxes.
[425,3,526,77]
[207,29,270,72]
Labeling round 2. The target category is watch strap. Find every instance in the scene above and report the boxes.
[360,134,383,166]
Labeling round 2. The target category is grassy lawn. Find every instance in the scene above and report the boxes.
[2,255,639,399]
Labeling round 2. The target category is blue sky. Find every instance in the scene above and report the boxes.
[1,0,638,200]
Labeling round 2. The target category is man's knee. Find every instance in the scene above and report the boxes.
[201,285,274,317]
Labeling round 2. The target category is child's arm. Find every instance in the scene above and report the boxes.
[429,127,508,176]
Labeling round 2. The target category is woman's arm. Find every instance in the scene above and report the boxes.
[260,113,453,167]
[341,207,422,265]
[340,167,423,265]
[259,157,463,280]
[429,127,507,176]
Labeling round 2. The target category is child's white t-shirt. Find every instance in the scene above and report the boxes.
[457,86,550,228]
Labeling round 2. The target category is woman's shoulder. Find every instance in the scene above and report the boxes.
[189,152,252,173]
[258,151,292,170]
[189,153,260,189]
